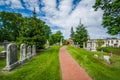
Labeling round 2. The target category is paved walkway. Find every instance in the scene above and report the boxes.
[59,46,92,80]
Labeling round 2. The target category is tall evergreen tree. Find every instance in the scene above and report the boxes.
[73,22,89,47]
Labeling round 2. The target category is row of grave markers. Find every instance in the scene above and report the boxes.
[3,43,36,71]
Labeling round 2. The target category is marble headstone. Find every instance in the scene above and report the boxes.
[20,44,26,61]
[32,45,36,56]
[3,43,19,71]
[27,46,32,59]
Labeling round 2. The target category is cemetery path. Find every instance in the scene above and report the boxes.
[59,46,92,80]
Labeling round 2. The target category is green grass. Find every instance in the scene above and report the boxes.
[97,47,120,55]
[0,46,61,80]
[67,46,120,80]
[0,46,4,52]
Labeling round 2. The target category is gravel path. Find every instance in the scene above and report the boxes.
[59,46,92,80]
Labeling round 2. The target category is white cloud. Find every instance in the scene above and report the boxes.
[24,0,40,12]
[10,0,24,9]
[0,0,117,39]
[41,0,109,39]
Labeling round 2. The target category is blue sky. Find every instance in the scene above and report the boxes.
[0,0,118,39]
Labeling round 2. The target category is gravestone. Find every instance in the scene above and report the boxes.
[83,42,86,49]
[46,40,50,48]
[27,46,32,59]
[103,55,110,64]
[20,44,26,61]
[32,45,36,56]
[3,40,9,54]
[60,38,63,46]
[3,43,19,71]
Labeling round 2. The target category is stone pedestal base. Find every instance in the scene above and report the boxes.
[2,62,19,71]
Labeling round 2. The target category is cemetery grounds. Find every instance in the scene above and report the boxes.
[0,46,120,80]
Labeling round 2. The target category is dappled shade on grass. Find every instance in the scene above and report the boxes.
[0,46,61,80]
[67,46,120,80]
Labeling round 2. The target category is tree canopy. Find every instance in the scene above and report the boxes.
[0,11,23,41]
[0,11,51,49]
[93,0,120,35]
[49,31,64,45]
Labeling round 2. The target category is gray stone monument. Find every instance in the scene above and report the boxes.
[3,40,9,53]
[3,43,19,71]
[20,44,26,61]
[46,40,50,48]
[60,38,63,46]
[83,42,86,49]
[32,45,36,56]
[27,46,32,59]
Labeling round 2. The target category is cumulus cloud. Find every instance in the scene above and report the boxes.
[40,0,105,38]
[24,0,40,12]
[0,0,24,9]
[0,0,118,39]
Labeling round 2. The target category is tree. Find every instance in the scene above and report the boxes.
[96,39,104,47]
[93,0,120,35]
[73,23,89,47]
[70,27,74,39]
[49,31,64,45]
[0,11,23,41]
[17,9,51,49]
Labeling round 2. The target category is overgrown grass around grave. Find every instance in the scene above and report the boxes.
[0,46,61,80]
[67,46,120,80]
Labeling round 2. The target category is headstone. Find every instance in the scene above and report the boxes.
[103,55,110,64]
[32,45,36,56]
[60,38,63,46]
[83,42,86,49]
[20,44,26,61]
[3,40,9,52]
[27,46,32,59]
[46,40,50,48]
[3,43,19,71]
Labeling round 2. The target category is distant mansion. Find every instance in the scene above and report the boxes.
[84,39,120,51]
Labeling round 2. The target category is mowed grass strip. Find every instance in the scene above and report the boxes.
[0,46,61,80]
[67,46,120,80]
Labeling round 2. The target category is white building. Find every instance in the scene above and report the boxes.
[84,39,120,51]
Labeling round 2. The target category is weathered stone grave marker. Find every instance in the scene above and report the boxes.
[20,44,26,62]
[32,45,36,56]
[3,43,19,71]
[27,46,32,59]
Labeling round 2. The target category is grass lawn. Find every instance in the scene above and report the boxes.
[0,46,4,52]
[97,47,120,55]
[67,46,120,80]
[0,46,61,80]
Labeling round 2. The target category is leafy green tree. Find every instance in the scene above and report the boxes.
[96,39,104,47]
[93,0,120,35]
[73,23,89,47]
[17,9,51,49]
[0,11,23,41]
[49,31,64,45]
